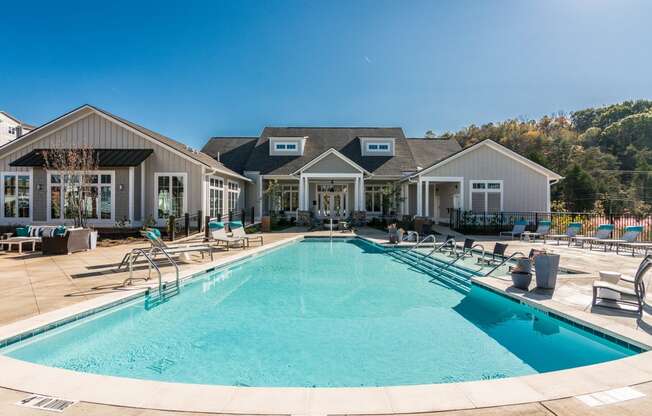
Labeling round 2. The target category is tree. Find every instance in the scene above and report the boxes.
[561,164,598,212]
[40,146,99,228]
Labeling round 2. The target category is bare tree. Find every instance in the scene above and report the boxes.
[40,146,99,228]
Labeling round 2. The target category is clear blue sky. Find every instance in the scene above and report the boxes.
[2,0,652,149]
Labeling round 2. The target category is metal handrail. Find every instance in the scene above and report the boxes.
[443,243,485,268]
[123,247,180,295]
[419,238,457,261]
[483,251,526,277]
[406,234,437,253]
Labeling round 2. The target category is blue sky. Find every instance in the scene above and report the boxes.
[2,0,652,149]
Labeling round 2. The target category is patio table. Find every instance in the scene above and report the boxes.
[0,237,39,254]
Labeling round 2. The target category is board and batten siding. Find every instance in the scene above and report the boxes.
[303,153,362,174]
[422,145,549,212]
[0,112,209,224]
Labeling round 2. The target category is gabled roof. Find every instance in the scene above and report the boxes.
[1,104,250,181]
[409,139,562,180]
[404,138,462,169]
[291,148,370,175]
[207,127,454,176]
[0,111,35,129]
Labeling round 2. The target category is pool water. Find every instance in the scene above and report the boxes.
[2,238,636,387]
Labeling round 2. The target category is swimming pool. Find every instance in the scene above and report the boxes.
[1,238,639,387]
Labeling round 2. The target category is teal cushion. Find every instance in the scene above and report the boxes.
[53,226,66,237]
[598,224,615,231]
[145,231,158,241]
[515,220,528,225]
[538,220,551,226]
[15,227,29,237]
[625,226,643,232]
[208,221,225,230]
[229,221,243,229]
[569,222,582,229]
[149,228,161,238]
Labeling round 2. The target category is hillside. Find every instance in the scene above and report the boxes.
[440,100,652,216]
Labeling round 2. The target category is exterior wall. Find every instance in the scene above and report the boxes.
[0,112,239,225]
[0,113,30,146]
[423,145,549,212]
[303,153,362,174]
[33,168,47,222]
[436,182,457,221]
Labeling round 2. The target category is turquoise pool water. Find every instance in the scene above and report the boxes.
[2,238,637,387]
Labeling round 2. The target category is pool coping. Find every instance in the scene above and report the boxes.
[0,233,651,415]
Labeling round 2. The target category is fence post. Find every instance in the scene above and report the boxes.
[184,213,190,237]
[241,209,246,224]
[204,215,210,240]
[217,212,222,222]
[251,206,255,225]
[197,210,202,232]
[535,212,538,226]
[168,215,176,241]
[229,210,233,222]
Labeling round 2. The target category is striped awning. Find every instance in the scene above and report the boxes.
[10,149,154,167]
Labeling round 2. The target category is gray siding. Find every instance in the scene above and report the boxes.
[423,145,549,212]
[115,168,130,221]
[33,168,47,222]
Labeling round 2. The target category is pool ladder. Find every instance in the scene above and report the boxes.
[119,247,181,307]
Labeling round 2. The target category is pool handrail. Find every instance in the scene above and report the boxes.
[483,251,526,277]
[406,234,437,253]
[123,247,180,296]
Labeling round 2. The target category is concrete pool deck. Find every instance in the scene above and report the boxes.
[1,228,652,415]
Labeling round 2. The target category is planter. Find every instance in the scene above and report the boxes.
[261,216,271,233]
[511,257,532,290]
[88,230,98,250]
[535,253,560,289]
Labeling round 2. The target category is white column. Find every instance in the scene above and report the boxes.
[359,176,365,211]
[128,166,135,223]
[353,177,359,211]
[140,160,146,222]
[299,175,305,210]
[416,179,423,216]
[303,176,310,210]
[400,183,407,215]
[424,180,430,218]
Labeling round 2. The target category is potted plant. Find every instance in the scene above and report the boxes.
[511,256,532,290]
[535,253,561,289]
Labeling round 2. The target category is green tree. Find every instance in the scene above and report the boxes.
[562,165,598,212]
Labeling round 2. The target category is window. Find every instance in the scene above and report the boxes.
[2,173,30,218]
[227,181,240,212]
[156,173,186,219]
[470,180,502,213]
[48,172,112,221]
[365,185,384,213]
[209,177,224,218]
[366,143,390,152]
[8,126,16,135]
[274,142,298,151]
[281,184,299,211]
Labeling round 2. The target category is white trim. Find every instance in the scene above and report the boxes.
[365,142,390,152]
[546,180,551,212]
[154,172,188,225]
[291,148,370,175]
[226,180,241,213]
[201,167,207,218]
[411,140,562,180]
[0,170,33,222]
[273,142,299,152]
[469,179,503,213]
[128,167,135,223]
[299,173,364,179]
[46,170,116,224]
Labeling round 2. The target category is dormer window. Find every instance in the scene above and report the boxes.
[367,143,390,152]
[275,142,297,151]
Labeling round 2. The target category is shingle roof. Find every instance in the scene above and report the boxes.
[404,138,462,169]
[205,128,462,177]
[10,149,154,167]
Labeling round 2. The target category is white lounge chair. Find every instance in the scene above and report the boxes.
[571,224,614,248]
[208,221,246,250]
[590,226,643,252]
[229,221,263,247]
[544,222,581,245]
[520,221,551,242]
[592,255,651,315]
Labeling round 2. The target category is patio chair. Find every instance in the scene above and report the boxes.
[499,220,528,240]
[448,238,476,259]
[617,241,652,257]
[592,255,651,315]
[520,221,551,242]
[544,222,582,245]
[591,226,643,252]
[229,221,263,247]
[477,242,508,266]
[142,229,214,261]
[208,221,246,250]
[571,224,614,248]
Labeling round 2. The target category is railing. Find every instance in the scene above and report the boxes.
[167,207,257,242]
[122,247,180,296]
[450,209,652,241]
[419,238,457,261]
[483,251,526,277]
[406,234,437,253]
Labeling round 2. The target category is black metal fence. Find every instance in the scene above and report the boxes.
[449,209,652,241]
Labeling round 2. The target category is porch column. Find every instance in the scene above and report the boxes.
[359,175,365,210]
[424,180,430,218]
[299,175,306,210]
[401,183,408,215]
[416,178,423,216]
[303,176,310,210]
[353,176,359,210]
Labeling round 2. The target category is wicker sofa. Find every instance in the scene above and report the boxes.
[41,228,91,255]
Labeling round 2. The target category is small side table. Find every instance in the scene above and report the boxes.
[599,271,621,300]
[1,232,13,240]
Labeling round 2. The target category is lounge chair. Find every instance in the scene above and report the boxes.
[520,221,551,242]
[448,238,476,259]
[617,241,652,257]
[229,221,263,247]
[477,242,508,266]
[544,222,582,245]
[208,221,246,250]
[590,226,643,252]
[592,255,651,315]
[142,229,214,261]
[571,224,614,248]
[500,220,528,240]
